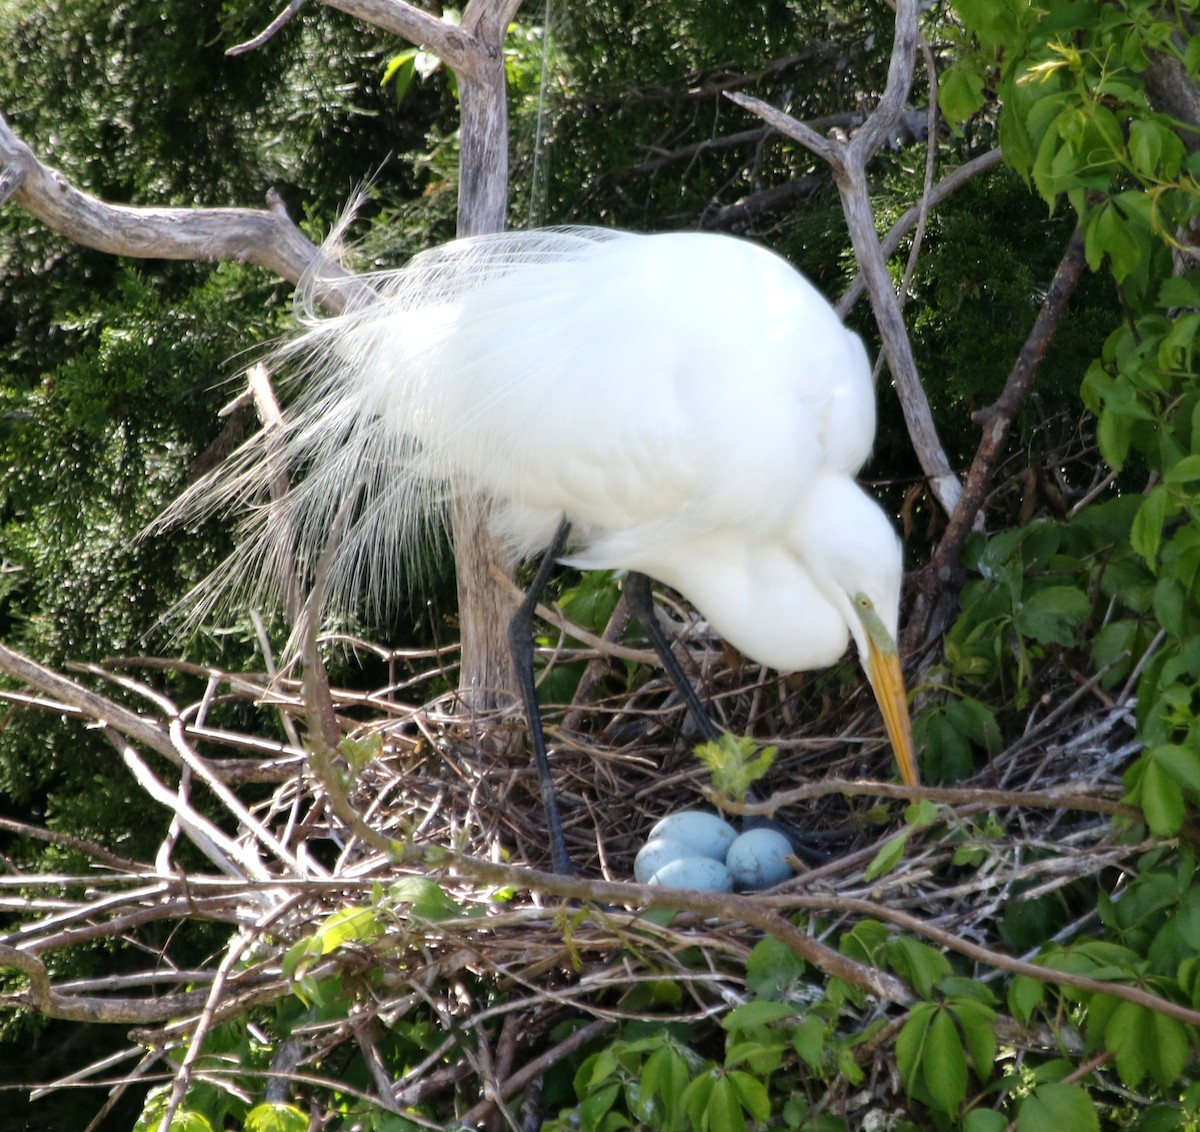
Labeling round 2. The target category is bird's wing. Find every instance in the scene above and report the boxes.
[162,228,875,626]
[425,232,876,562]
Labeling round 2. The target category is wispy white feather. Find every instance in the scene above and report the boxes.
[161,227,637,629]
[162,224,893,684]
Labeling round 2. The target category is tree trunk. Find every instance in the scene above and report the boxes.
[450,3,523,713]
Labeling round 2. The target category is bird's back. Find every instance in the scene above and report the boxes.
[173,228,875,624]
[356,230,875,563]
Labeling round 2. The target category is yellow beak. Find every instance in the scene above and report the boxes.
[865,639,920,788]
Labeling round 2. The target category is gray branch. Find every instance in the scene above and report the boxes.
[0,112,358,312]
[727,0,962,517]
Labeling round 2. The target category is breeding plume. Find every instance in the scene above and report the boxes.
[179,227,919,871]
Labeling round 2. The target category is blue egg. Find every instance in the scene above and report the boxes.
[648,811,737,861]
[725,828,795,890]
[634,838,693,884]
[649,856,735,892]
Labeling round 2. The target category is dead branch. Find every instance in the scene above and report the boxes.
[837,148,1005,316]
[906,226,1089,648]
[726,0,962,518]
[0,113,357,313]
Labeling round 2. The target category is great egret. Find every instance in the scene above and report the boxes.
[179,227,919,873]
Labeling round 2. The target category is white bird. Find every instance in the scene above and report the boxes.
[176,227,919,871]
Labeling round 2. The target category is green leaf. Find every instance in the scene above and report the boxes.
[577,1050,618,1095]
[1091,619,1138,685]
[244,1103,309,1132]
[339,733,382,773]
[924,1008,969,1113]
[134,1111,214,1132]
[1128,119,1163,177]
[725,1038,783,1077]
[169,1117,214,1132]
[1164,454,1200,485]
[1015,586,1091,646]
[1160,276,1200,310]
[946,696,1003,753]
[1017,1083,1099,1132]
[865,829,909,882]
[952,999,997,1078]
[1008,974,1046,1023]
[964,1111,1010,1132]
[1133,755,1187,835]
[939,976,998,1005]
[681,1071,716,1128]
[580,1082,620,1131]
[388,876,462,920]
[745,935,806,1000]
[1096,405,1133,470]
[793,1016,826,1071]
[727,1070,771,1125]
[706,1076,746,1132]
[939,61,986,126]
[694,734,777,802]
[311,906,380,954]
[1156,743,1200,794]
[1085,198,1146,282]
[1132,485,1168,567]
[722,1000,798,1031]
[1105,1000,1190,1089]
[889,937,953,999]
[896,1003,936,1096]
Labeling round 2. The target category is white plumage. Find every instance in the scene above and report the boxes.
[176,227,917,788]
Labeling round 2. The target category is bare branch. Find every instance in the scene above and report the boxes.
[727,0,963,518]
[837,148,1004,316]
[227,0,308,56]
[724,92,839,164]
[0,942,284,1024]
[631,114,861,176]
[0,640,179,764]
[0,113,354,312]
[907,227,1089,647]
[318,0,480,72]
[701,175,822,231]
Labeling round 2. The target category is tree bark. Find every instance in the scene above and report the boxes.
[447,0,525,714]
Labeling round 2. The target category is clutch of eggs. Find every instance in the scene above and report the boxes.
[634,810,796,892]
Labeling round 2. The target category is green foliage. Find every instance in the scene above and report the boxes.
[1016,1083,1100,1132]
[244,1102,310,1132]
[695,734,778,804]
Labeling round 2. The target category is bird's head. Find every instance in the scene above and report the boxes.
[793,476,919,788]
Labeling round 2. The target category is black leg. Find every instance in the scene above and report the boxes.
[624,576,715,744]
[623,572,722,743]
[509,518,575,875]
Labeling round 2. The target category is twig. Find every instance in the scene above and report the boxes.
[226,0,308,55]
[158,926,258,1132]
[774,893,1200,1027]
[907,226,1089,648]
[722,776,1143,824]
[725,0,962,517]
[102,728,272,883]
[460,1017,614,1126]
[837,149,1004,315]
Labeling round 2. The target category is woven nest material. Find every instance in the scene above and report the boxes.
[0,626,1162,1129]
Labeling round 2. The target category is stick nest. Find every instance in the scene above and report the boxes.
[0,624,1166,1129]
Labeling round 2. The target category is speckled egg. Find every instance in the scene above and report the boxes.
[634,838,693,884]
[648,811,737,862]
[725,828,795,890]
[649,855,735,892]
